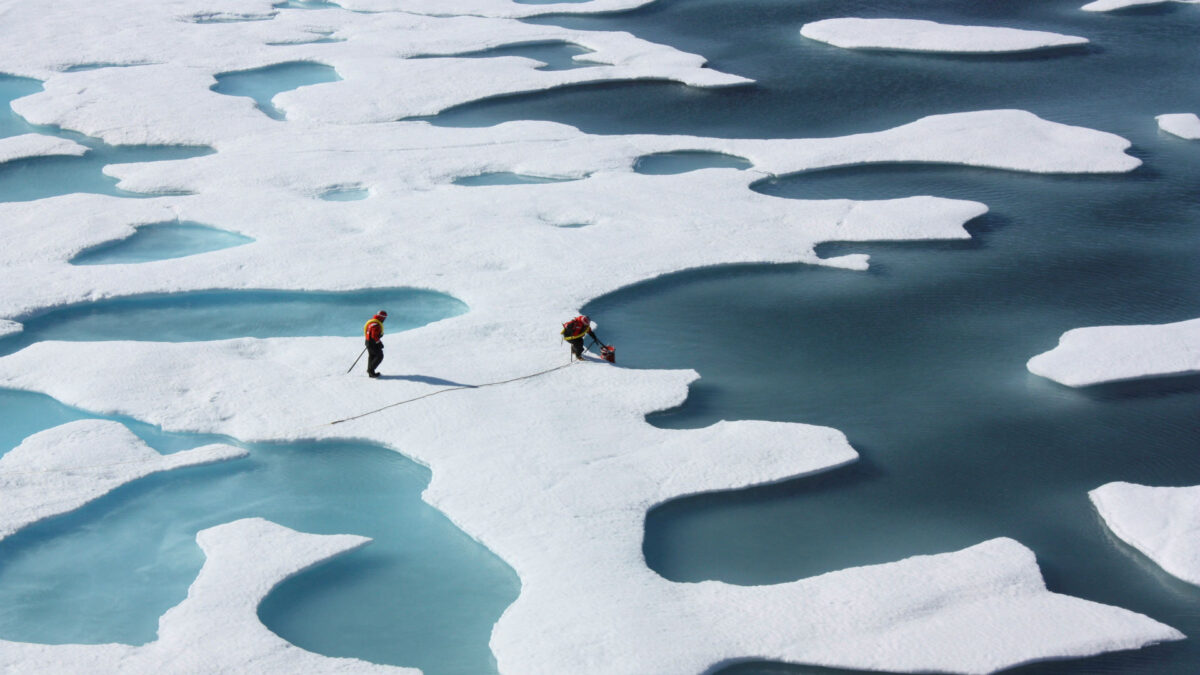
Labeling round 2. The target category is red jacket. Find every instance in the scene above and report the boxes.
[561,316,592,341]
[364,315,385,342]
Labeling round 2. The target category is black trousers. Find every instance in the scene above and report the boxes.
[365,339,384,374]
[568,337,585,359]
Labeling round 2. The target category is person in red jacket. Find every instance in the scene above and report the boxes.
[560,314,596,361]
[363,310,387,378]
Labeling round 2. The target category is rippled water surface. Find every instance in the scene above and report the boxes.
[567,1,1200,673]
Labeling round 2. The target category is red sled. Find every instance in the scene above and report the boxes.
[600,345,616,363]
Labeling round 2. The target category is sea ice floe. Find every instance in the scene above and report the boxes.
[0,338,1183,673]
[0,3,745,143]
[1027,318,1200,387]
[800,18,1089,53]
[0,108,1137,322]
[1091,482,1200,587]
[0,419,245,540]
[0,518,414,673]
[1157,113,1200,140]
[328,0,657,19]
[0,321,21,339]
[0,134,89,165]
[1082,0,1200,11]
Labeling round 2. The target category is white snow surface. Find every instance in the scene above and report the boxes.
[0,133,89,165]
[0,517,413,673]
[0,320,20,338]
[1082,0,1200,11]
[0,0,1180,672]
[1091,483,1200,586]
[1157,113,1200,140]
[800,18,1088,53]
[1027,318,1200,386]
[0,339,1184,673]
[0,419,245,540]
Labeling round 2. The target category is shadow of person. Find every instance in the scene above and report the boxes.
[376,374,477,387]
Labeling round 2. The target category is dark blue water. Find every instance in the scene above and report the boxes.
[212,62,341,121]
[0,288,467,358]
[0,75,212,201]
[415,42,596,71]
[435,0,1199,143]
[538,0,1200,672]
[0,390,517,675]
[69,221,254,265]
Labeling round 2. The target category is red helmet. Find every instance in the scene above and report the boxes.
[578,314,589,325]
[376,310,388,320]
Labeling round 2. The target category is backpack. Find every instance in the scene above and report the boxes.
[562,316,586,338]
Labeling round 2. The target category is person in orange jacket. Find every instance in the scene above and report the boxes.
[560,314,596,362]
[363,310,387,378]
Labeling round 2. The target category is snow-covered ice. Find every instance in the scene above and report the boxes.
[1158,113,1200,140]
[0,337,1185,673]
[1027,318,1200,387]
[800,18,1089,53]
[1091,483,1200,587]
[0,419,245,540]
[0,134,89,165]
[0,320,21,339]
[0,110,1137,320]
[0,518,414,673]
[0,0,1183,671]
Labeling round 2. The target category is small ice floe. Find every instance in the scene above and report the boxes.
[1027,318,1200,387]
[0,420,245,541]
[0,320,21,339]
[800,18,1089,53]
[1157,113,1200,140]
[0,134,88,166]
[1091,482,1200,586]
[0,518,414,673]
[1082,0,1200,12]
